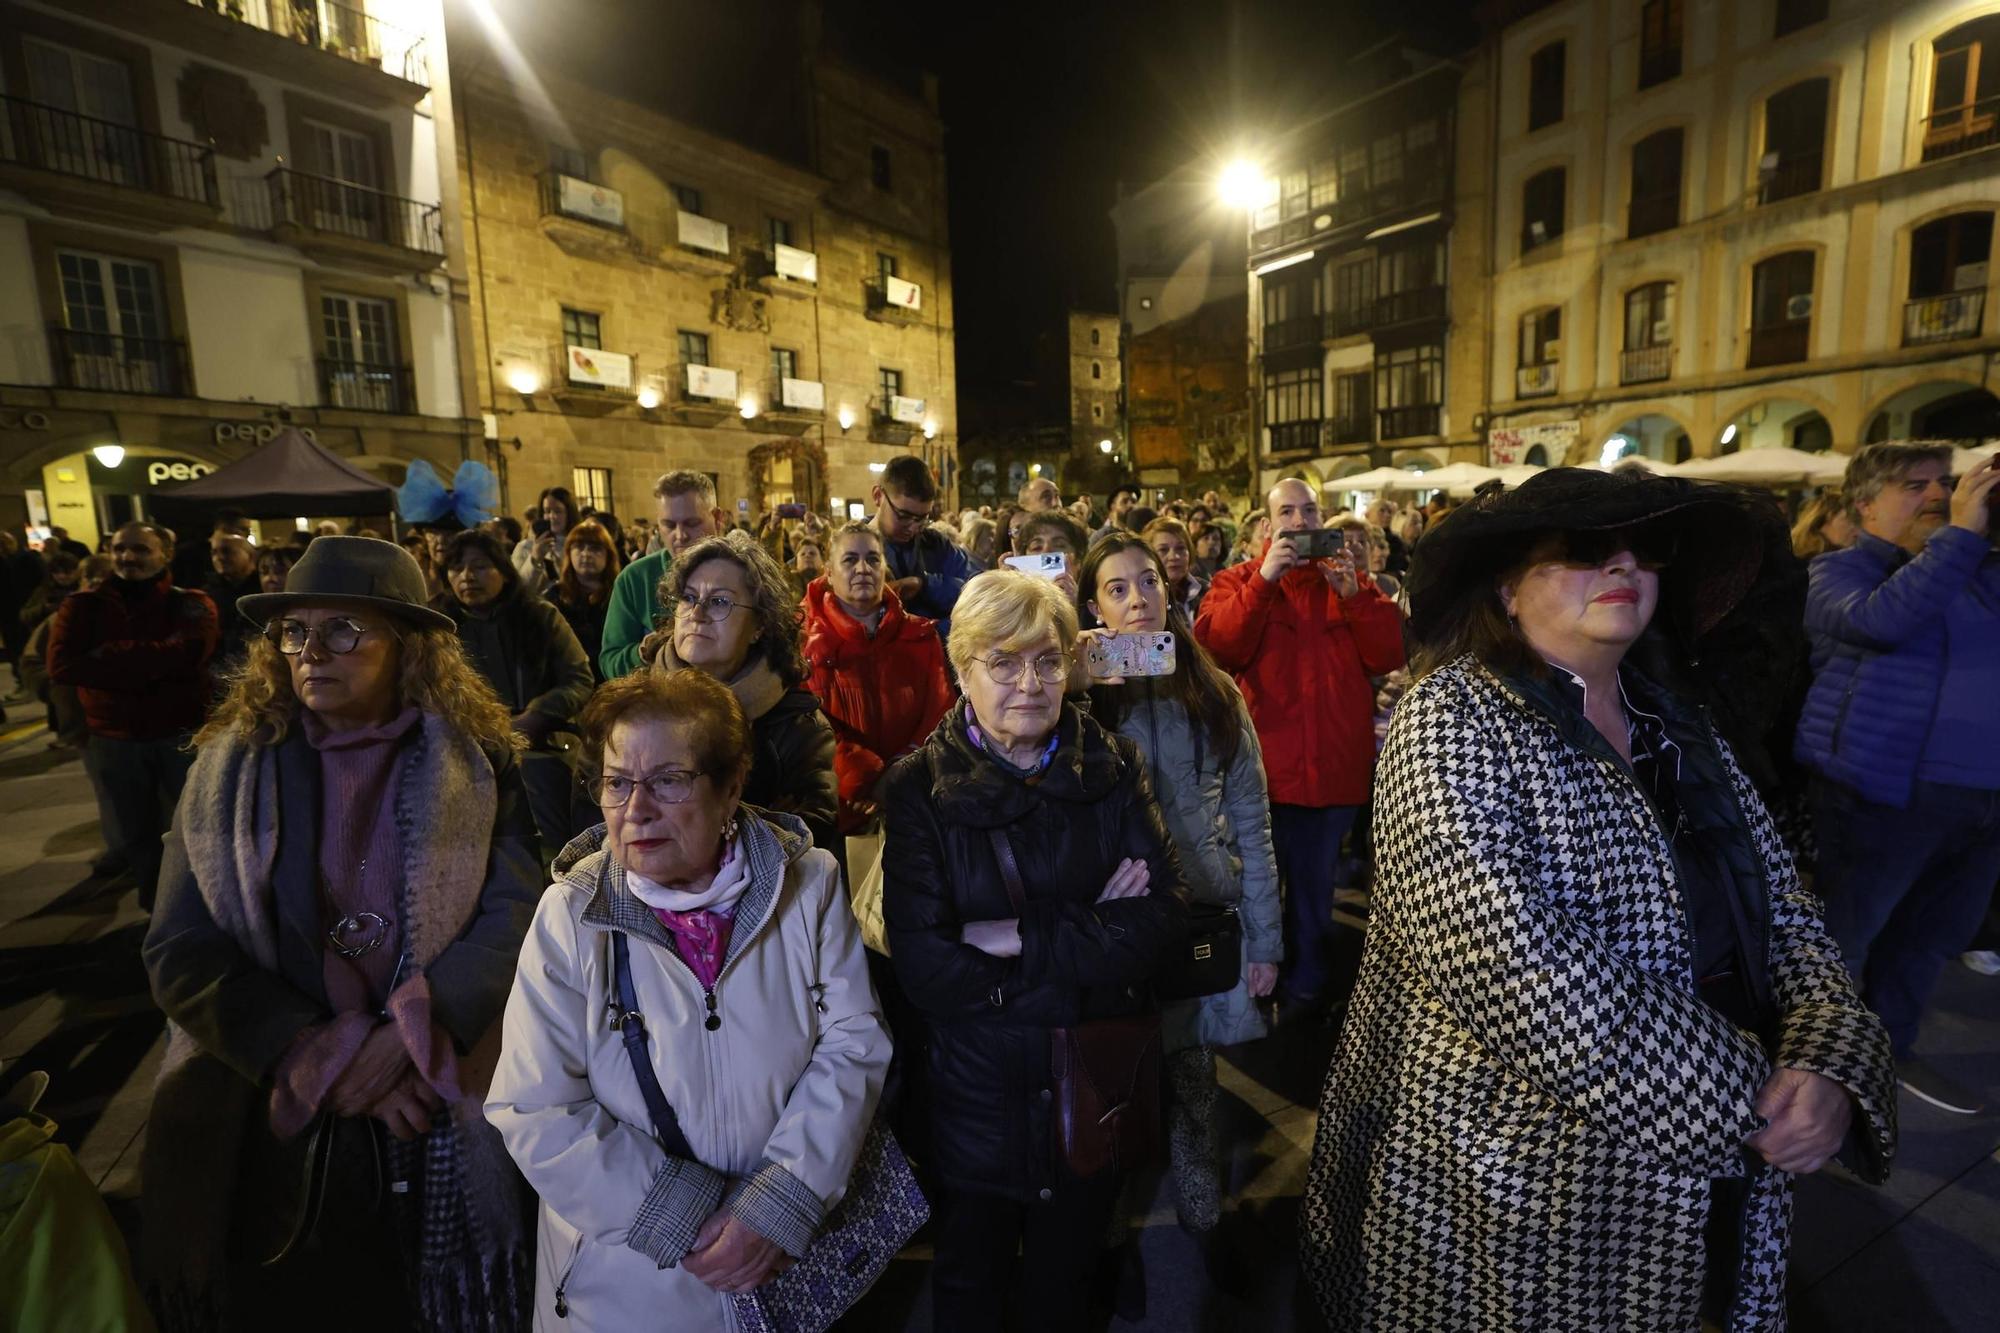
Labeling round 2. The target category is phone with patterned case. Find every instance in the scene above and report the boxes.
[1085,632,1177,679]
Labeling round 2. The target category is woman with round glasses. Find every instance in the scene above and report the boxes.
[1301,469,1896,1332]
[486,668,889,1330]
[140,536,539,1331]
[646,532,839,859]
[882,569,1188,1331]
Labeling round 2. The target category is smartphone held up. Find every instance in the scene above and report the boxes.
[1084,632,1177,680]
[1004,552,1067,579]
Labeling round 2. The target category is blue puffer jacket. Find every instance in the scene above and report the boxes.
[1794,526,1996,808]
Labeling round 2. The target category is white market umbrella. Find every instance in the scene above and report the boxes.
[1326,467,1428,492]
[1591,453,1678,475]
[1673,447,1842,487]
[1494,463,1548,488]
[1421,462,1505,496]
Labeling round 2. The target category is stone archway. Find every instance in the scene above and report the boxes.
[1715,397,1829,454]
[1600,413,1691,466]
[746,438,828,514]
[1863,381,2000,443]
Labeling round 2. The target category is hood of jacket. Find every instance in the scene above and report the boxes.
[801,578,935,665]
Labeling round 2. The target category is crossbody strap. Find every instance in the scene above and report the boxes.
[986,828,1026,914]
[610,931,696,1162]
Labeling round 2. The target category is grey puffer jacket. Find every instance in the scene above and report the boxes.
[1107,683,1281,1049]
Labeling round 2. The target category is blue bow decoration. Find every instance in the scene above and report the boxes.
[398,459,500,528]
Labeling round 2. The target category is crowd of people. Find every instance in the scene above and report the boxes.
[10,439,1998,1333]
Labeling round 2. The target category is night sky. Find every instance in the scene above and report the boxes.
[483,0,1483,421]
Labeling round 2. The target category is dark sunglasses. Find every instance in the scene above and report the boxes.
[1552,526,1676,572]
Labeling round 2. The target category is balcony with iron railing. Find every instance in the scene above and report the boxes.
[1627,190,1679,239]
[1378,403,1442,439]
[1375,286,1448,328]
[0,95,218,226]
[1922,98,2000,162]
[184,0,426,86]
[1329,303,1374,339]
[1903,290,1986,346]
[1262,314,1324,354]
[1757,155,1822,205]
[268,167,443,270]
[1621,344,1674,385]
[1746,320,1810,368]
[47,326,192,397]
[1325,414,1373,447]
[1267,420,1320,454]
[318,357,413,413]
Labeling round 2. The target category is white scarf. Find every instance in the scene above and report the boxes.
[625,820,752,915]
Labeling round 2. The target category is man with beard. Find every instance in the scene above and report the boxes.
[1797,444,2000,1115]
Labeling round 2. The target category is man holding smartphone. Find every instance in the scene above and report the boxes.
[1194,477,1405,1022]
[873,455,978,644]
[1797,444,2000,1115]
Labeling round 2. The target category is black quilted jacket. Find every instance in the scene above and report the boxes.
[882,700,1188,1200]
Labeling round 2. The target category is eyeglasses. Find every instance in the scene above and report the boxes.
[590,769,706,808]
[881,496,929,527]
[1553,528,1676,572]
[674,591,748,623]
[270,617,384,655]
[972,650,1070,685]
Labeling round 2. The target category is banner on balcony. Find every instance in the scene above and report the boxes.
[889,394,926,424]
[568,345,633,390]
[559,175,624,227]
[679,212,730,255]
[686,364,738,400]
[774,244,818,282]
[780,377,825,410]
[1488,419,1579,466]
[884,275,922,310]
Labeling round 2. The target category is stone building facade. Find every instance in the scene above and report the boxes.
[1478,0,2000,468]
[449,26,955,527]
[0,0,472,547]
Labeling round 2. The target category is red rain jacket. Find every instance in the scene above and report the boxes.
[1193,546,1404,807]
[47,573,217,741]
[802,578,955,831]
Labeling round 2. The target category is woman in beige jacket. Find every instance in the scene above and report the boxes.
[485,669,889,1332]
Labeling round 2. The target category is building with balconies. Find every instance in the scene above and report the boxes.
[451,16,955,525]
[0,0,470,547]
[1479,0,2000,473]
[1239,38,1495,497]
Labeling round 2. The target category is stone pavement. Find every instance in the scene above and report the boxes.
[1,719,1996,1330]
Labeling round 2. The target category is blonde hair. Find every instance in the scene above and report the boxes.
[946,569,1079,679]
[195,622,517,750]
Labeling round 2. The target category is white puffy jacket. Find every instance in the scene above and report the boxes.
[485,810,889,1333]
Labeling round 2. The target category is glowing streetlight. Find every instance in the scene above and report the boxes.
[636,385,661,411]
[739,397,759,420]
[837,406,855,432]
[922,420,937,440]
[1097,438,1114,455]
[1217,158,1264,210]
[92,443,126,468]
[506,366,541,395]
[1719,423,1739,446]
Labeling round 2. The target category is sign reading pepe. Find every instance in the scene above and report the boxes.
[148,459,214,485]
[214,422,319,445]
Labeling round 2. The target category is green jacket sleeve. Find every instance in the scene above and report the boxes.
[599,553,665,679]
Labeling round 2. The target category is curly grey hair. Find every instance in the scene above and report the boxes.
[657,530,807,686]
[1842,442,1956,510]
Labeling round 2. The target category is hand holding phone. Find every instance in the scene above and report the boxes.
[1083,632,1176,680]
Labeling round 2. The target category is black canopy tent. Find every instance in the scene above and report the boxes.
[148,427,399,524]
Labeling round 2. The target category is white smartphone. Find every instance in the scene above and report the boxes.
[1004,552,1066,579]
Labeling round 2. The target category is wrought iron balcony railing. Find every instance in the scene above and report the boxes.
[48,325,191,396]
[268,167,443,256]
[318,356,413,413]
[1621,344,1674,384]
[186,0,428,85]
[0,94,216,205]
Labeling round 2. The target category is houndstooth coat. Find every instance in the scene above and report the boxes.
[1302,655,1896,1333]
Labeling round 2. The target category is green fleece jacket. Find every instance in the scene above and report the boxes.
[599,549,669,679]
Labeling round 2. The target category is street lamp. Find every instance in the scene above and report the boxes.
[636,384,661,411]
[506,366,541,396]
[1097,438,1114,454]
[92,443,126,468]
[1217,158,1264,210]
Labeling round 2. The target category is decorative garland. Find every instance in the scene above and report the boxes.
[746,437,829,511]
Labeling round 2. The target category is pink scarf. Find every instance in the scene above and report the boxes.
[650,906,736,991]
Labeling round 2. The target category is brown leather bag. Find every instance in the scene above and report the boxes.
[988,829,1162,1179]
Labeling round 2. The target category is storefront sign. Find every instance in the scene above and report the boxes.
[147,459,214,484]
[214,421,318,445]
[1489,419,1579,466]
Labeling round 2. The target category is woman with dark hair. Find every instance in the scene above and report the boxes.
[1076,533,1279,1282]
[1301,469,1896,1332]
[512,486,579,594]
[551,519,622,682]
[644,531,839,857]
[141,537,538,1331]
[437,529,594,854]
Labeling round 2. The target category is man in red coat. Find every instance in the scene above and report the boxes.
[48,521,217,906]
[802,523,955,833]
[1193,478,1404,1017]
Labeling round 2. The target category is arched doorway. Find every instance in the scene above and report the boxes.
[1717,397,1828,454]
[746,438,828,515]
[1863,381,2000,443]
[1600,413,1690,466]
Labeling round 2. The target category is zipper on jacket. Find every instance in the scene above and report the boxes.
[553,1230,586,1318]
[1827,676,1859,756]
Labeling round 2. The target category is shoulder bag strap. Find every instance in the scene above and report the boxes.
[610,931,697,1162]
[986,828,1027,914]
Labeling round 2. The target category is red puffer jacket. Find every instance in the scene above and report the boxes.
[802,579,955,831]
[47,573,218,741]
[1193,547,1405,807]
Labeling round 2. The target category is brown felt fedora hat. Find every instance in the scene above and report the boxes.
[236,535,454,631]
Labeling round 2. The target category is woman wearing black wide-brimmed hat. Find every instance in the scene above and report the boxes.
[1300,468,1896,1333]
[141,536,538,1332]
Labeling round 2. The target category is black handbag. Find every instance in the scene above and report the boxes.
[1153,900,1242,1001]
